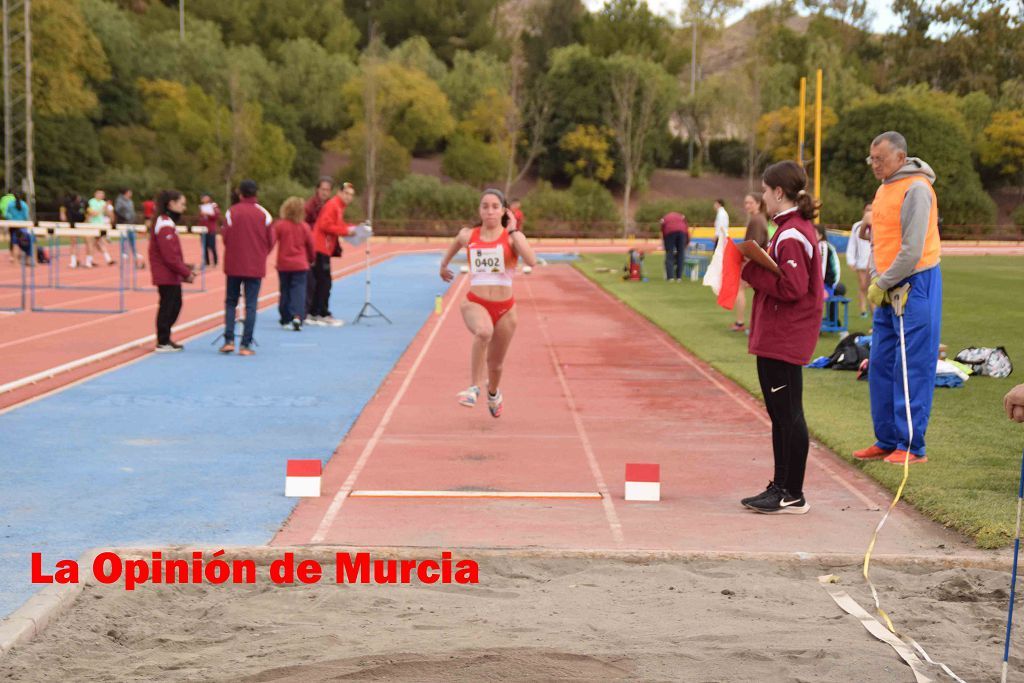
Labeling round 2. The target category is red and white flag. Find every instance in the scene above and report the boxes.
[702,238,743,310]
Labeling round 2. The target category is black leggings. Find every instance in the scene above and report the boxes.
[756,356,809,498]
[156,285,183,345]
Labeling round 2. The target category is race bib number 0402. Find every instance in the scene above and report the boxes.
[471,247,505,274]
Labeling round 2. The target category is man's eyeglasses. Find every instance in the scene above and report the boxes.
[865,155,886,166]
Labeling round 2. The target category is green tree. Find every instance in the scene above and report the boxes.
[390,37,448,83]
[979,111,1024,197]
[581,0,687,73]
[441,50,509,117]
[343,0,499,63]
[521,0,584,84]
[31,0,110,117]
[327,123,411,197]
[441,88,511,186]
[442,135,506,186]
[189,0,360,58]
[823,98,997,226]
[537,45,611,180]
[34,117,104,202]
[81,0,145,126]
[341,62,455,153]
[604,54,677,234]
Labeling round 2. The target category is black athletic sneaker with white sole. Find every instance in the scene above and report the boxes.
[741,481,783,508]
[744,486,810,515]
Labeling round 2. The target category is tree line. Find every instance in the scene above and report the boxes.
[2,0,1021,229]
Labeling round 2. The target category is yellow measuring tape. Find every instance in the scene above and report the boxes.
[821,285,965,682]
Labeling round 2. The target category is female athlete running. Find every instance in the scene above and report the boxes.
[439,189,538,418]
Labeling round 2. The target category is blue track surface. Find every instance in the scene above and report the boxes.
[0,252,446,617]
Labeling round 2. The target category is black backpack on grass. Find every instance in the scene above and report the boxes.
[828,333,869,371]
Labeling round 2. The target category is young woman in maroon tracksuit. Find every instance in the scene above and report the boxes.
[739,161,823,514]
[149,190,196,352]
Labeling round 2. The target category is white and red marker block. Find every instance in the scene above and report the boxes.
[285,459,322,497]
[624,463,660,501]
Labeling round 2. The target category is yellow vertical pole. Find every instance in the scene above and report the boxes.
[798,77,806,166]
[814,68,822,219]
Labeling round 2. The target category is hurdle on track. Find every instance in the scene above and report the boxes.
[28,225,129,313]
[28,223,207,294]
[1,220,207,314]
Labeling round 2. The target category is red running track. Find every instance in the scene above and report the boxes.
[274,264,980,557]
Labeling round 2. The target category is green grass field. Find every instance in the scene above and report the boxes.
[574,252,1024,548]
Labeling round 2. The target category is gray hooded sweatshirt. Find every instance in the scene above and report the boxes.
[871,157,940,290]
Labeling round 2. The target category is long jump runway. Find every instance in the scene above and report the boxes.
[0,252,448,617]
[276,264,979,559]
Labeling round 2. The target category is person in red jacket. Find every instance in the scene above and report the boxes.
[148,190,196,352]
[273,196,315,331]
[308,181,356,327]
[739,161,823,515]
[219,179,275,356]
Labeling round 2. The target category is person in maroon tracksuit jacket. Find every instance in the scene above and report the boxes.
[273,196,315,331]
[148,190,196,352]
[219,179,275,356]
[739,161,824,515]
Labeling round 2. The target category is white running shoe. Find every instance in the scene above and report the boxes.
[321,316,344,327]
[487,389,503,418]
[457,386,480,407]
[305,315,325,326]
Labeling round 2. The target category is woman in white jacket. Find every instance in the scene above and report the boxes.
[846,203,873,318]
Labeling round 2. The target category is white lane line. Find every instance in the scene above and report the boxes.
[584,272,881,511]
[523,276,625,545]
[310,275,469,543]
[350,490,602,499]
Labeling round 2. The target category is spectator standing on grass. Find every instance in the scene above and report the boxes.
[739,161,823,515]
[219,179,274,356]
[852,131,942,466]
[659,211,689,281]
[713,198,730,246]
[273,196,315,331]
[731,193,770,333]
[308,181,357,328]
[846,203,873,318]
[304,177,334,319]
[115,188,145,269]
[198,194,221,268]
[149,189,196,353]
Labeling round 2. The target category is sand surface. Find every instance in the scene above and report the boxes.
[0,552,1017,682]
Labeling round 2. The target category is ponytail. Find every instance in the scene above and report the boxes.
[763,161,821,220]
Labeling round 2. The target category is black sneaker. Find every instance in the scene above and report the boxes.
[741,481,782,508]
[745,486,810,515]
[291,318,302,331]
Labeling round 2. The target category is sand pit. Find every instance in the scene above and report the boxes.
[0,551,1017,681]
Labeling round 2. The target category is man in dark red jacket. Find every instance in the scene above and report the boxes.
[219,179,274,355]
[308,182,356,327]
